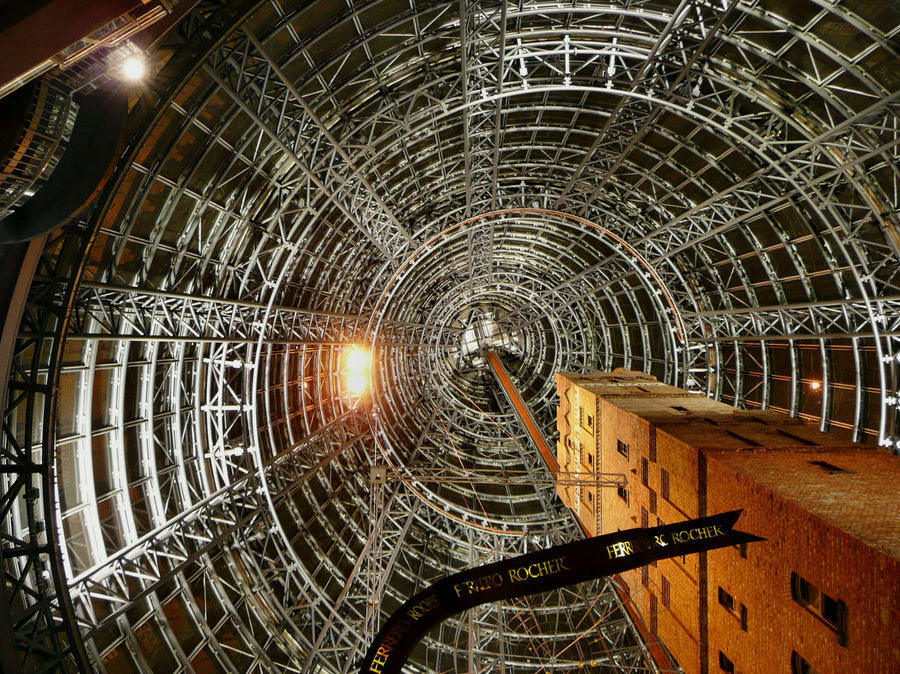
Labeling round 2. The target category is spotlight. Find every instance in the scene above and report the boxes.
[344,346,371,396]
[120,53,148,81]
[809,381,822,391]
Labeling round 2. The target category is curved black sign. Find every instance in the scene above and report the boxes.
[360,510,761,673]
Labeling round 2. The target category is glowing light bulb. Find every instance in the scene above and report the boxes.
[347,347,368,373]
[344,346,371,396]
[346,372,368,396]
[809,381,822,391]
[121,53,147,81]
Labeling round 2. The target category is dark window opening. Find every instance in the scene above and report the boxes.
[791,652,820,674]
[739,542,747,559]
[793,573,817,604]
[740,604,748,631]
[823,595,840,624]
[725,429,763,446]
[587,452,594,467]
[661,575,671,608]
[641,458,649,486]
[672,405,689,412]
[650,489,657,515]
[641,506,648,529]
[719,652,735,674]
[809,460,854,474]
[617,485,628,504]
[777,428,818,446]
[617,439,630,459]
[718,587,735,611]
[641,565,649,587]
[660,468,670,501]
[791,573,848,645]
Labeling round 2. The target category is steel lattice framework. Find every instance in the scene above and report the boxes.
[2,0,900,672]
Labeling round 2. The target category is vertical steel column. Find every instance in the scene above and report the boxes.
[365,464,387,641]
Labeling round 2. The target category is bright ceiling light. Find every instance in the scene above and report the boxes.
[346,372,368,396]
[121,53,148,81]
[344,346,371,396]
[347,346,369,373]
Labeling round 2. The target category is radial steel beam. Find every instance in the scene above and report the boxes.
[201,65,396,260]
[242,28,411,244]
[484,349,559,473]
[574,0,741,216]
[68,412,362,626]
[457,0,473,217]
[553,0,697,207]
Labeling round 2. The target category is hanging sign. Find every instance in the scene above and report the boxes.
[360,510,761,673]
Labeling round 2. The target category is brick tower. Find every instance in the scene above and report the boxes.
[555,369,900,674]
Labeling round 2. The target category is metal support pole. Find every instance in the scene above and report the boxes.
[484,349,559,473]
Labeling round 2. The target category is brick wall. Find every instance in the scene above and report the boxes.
[707,452,900,673]
[555,369,900,674]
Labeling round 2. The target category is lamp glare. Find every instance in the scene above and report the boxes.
[345,346,371,396]
[121,53,147,81]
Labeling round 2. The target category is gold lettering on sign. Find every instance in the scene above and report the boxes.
[368,620,411,672]
[605,541,634,559]
[507,557,570,583]
[666,524,727,545]
[406,594,440,620]
[453,572,504,598]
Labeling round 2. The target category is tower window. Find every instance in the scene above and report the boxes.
[718,652,735,674]
[791,573,848,645]
[617,485,628,504]
[809,460,854,474]
[660,468,670,501]
[718,587,735,611]
[616,439,629,459]
[661,575,671,608]
[791,652,821,674]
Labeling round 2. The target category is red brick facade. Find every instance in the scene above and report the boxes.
[556,369,900,674]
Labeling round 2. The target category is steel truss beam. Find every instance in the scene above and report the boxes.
[5,1,900,673]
